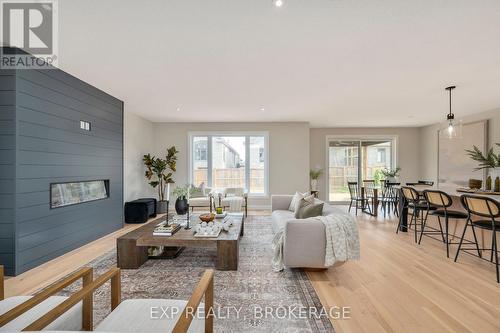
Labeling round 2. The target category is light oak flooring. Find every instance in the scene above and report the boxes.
[5,209,500,332]
[308,208,500,333]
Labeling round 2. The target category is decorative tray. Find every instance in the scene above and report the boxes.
[193,228,222,238]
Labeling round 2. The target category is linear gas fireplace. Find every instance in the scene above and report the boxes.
[50,180,110,209]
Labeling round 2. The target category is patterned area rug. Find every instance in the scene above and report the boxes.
[59,215,335,332]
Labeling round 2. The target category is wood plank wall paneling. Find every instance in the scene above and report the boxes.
[0,50,124,275]
[14,68,124,275]
[0,72,16,276]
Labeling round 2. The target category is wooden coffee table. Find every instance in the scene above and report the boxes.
[117,213,244,271]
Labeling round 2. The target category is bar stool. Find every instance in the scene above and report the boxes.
[455,195,500,283]
[422,190,468,258]
[397,186,436,243]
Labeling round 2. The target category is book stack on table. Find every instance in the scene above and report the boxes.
[153,223,181,236]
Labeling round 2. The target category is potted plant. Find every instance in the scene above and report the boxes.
[173,184,192,215]
[309,168,323,192]
[381,167,401,182]
[465,143,500,181]
[143,146,178,213]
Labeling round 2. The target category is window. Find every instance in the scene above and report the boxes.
[327,137,396,202]
[189,133,269,196]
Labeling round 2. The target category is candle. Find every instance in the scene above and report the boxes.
[166,183,170,201]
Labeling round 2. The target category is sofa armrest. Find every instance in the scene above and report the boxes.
[284,219,326,268]
[271,195,293,211]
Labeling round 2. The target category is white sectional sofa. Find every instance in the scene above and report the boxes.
[271,194,348,269]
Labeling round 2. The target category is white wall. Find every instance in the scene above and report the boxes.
[310,127,421,202]
[153,122,310,208]
[123,111,155,202]
[419,107,500,183]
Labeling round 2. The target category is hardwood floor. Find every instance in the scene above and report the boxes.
[4,209,500,332]
[308,208,500,333]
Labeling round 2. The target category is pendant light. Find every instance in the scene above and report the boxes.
[444,85,462,139]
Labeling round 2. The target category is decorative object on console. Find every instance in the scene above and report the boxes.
[486,176,492,190]
[143,146,178,213]
[309,168,323,192]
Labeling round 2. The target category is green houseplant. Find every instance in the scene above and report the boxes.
[381,167,401,182]
[143,146,179,213]
[465,143,500,189]
[309,168,323,191]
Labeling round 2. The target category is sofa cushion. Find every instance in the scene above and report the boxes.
[95,299,204,333]
[295,200,324,219]
[271,210,295,234]
[288,191,309,212]
[0,296,82,331]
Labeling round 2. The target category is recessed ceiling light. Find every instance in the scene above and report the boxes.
[260,107,265,112]
[274,0,284,8]
[176,107,181,112]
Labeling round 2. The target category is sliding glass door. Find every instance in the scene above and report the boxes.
[328,137,395,203]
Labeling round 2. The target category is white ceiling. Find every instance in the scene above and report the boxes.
[57,0,500,127]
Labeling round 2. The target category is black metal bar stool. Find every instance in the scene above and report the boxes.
[455,194,500,283]
[397,186,436,243]
[422,190,468,258]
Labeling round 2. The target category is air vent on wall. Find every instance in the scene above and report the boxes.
[80,120,91,131]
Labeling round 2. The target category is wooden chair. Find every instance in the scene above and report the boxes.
[0,265,92,331]
[348,182,367,215]
[23,267,215,333]
[380,182,400,217]
[422,190,469,258]
[455,195,500,283]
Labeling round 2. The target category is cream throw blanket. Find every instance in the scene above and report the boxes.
[272,214,360,272]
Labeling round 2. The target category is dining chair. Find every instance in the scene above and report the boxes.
[397,186,436,243]
[362,180,376,214]
[422,190,468,258]
[348,182,366,215]
[455,195,500,283]
[380,182,400,218]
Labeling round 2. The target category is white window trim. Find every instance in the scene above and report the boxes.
[188,131,269,197]
[325,134,398,205]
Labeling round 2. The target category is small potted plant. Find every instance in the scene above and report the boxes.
[381,167,401,182]
[173,184,192,215]
[309,168,323,192]
[465,143,500,185]
[143,146,178,213]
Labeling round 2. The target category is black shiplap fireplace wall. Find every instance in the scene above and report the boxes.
[0,48,124,275]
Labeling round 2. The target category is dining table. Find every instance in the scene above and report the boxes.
[397,184,500,232]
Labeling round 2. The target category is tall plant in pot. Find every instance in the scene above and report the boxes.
[465,143,500,188]
[381,167,401,183]
[143,146,178,213]
[309,168,323,192]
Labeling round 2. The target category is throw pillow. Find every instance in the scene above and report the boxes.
[294,197,324,219]
[288,191,310,212]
